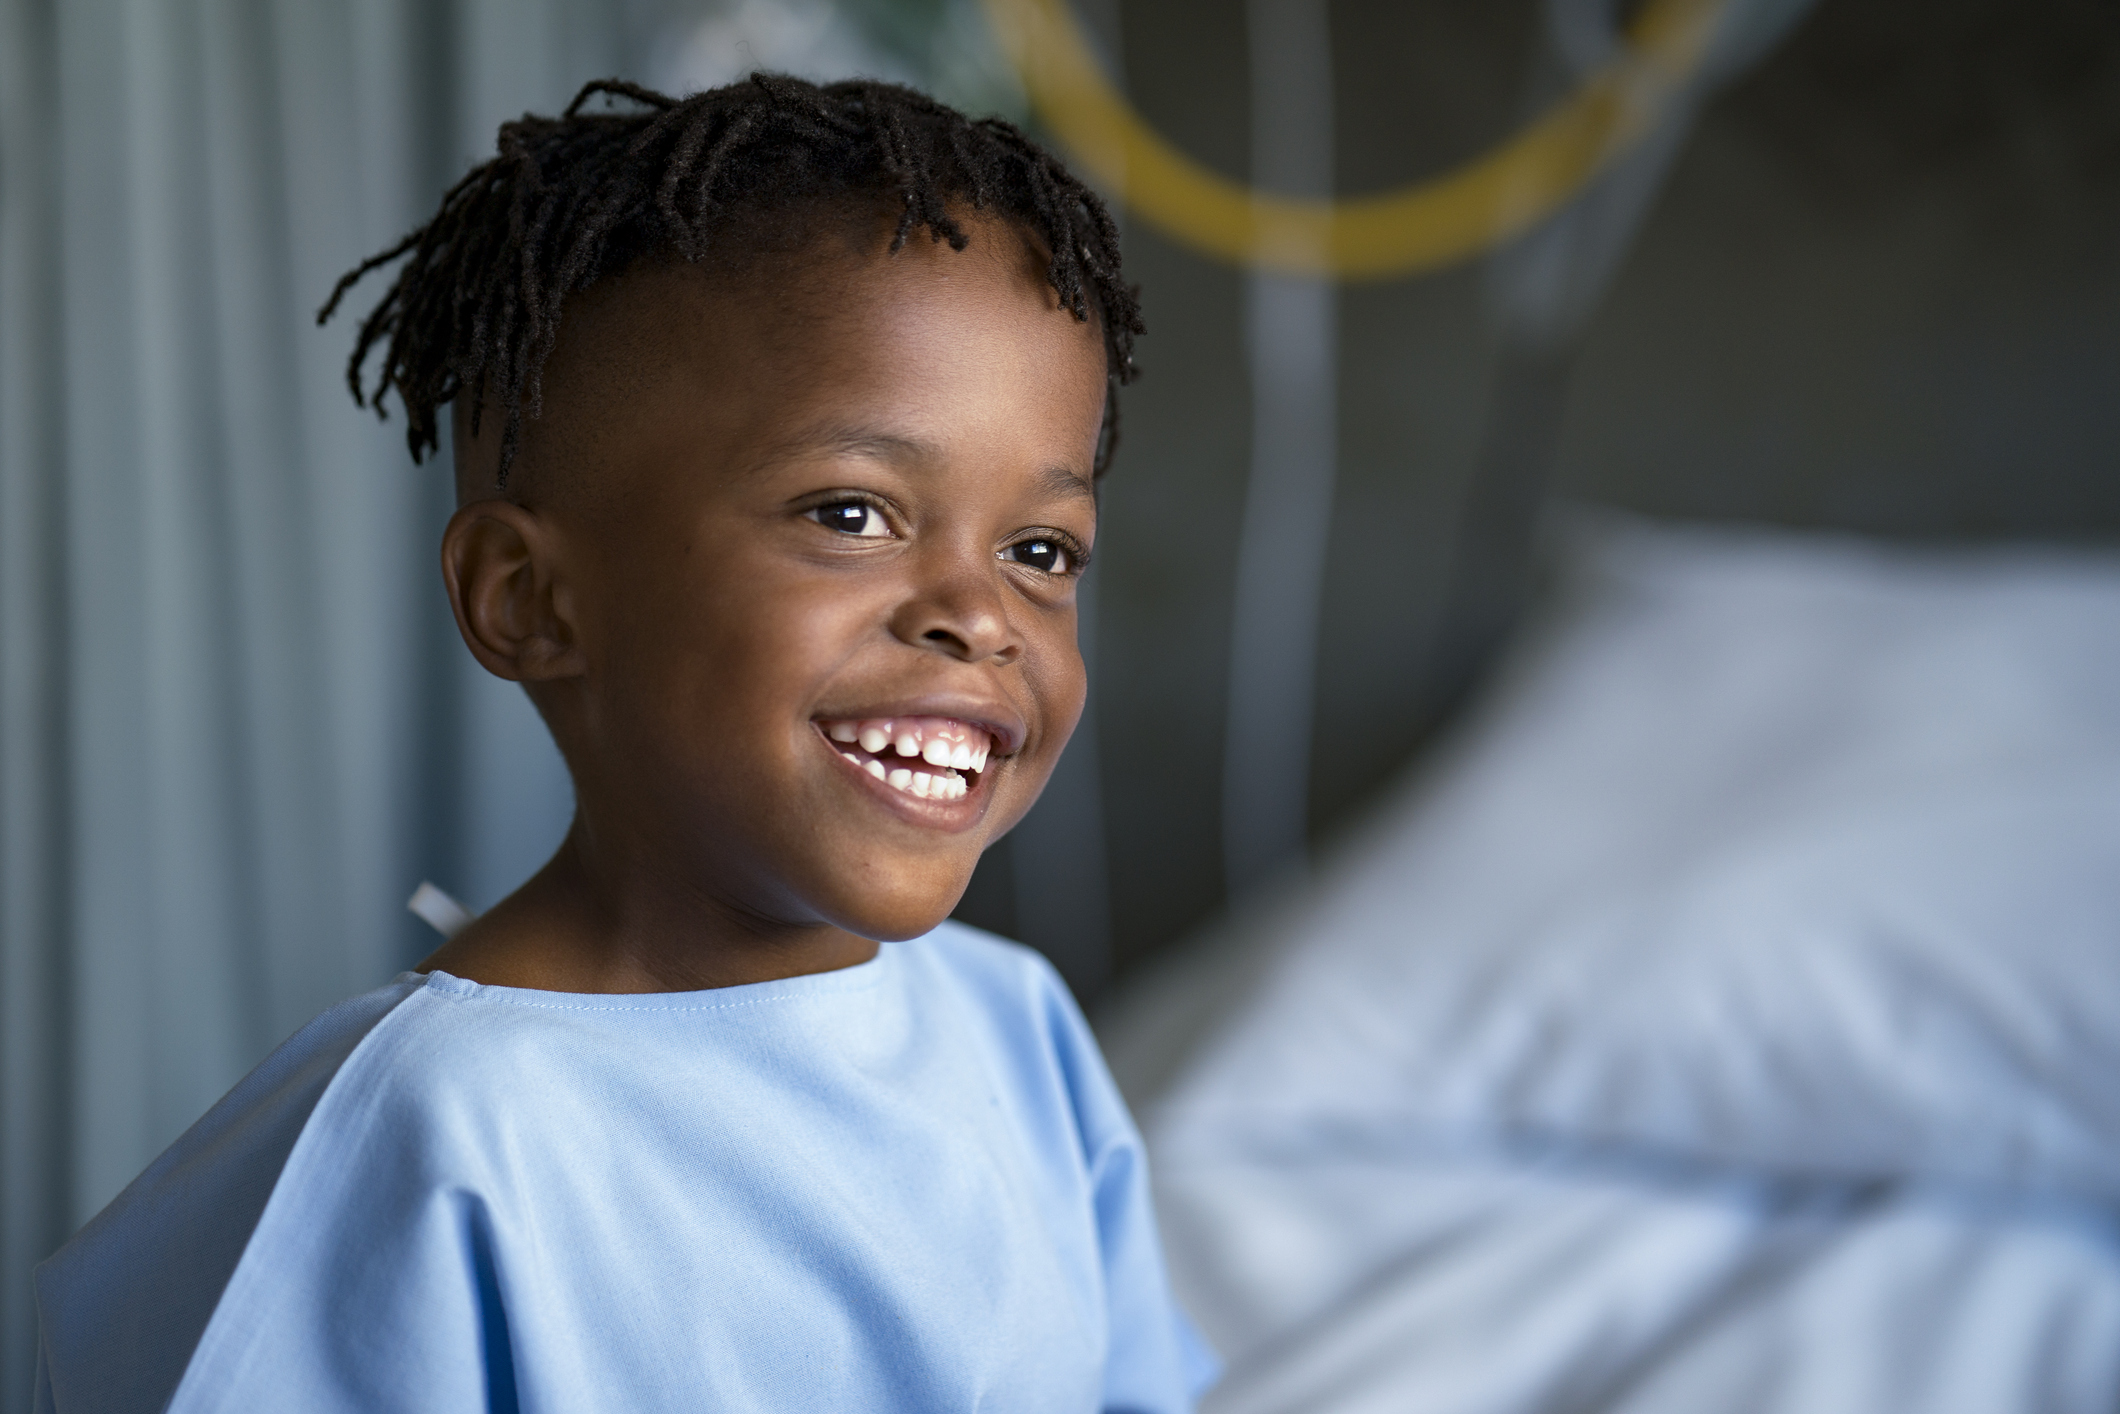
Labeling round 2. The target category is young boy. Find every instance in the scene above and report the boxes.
[34,76,1213,1412]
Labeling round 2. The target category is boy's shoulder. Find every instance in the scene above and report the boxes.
[34,973,426,1413]
[905,917,1071,997]
[902,921,1131,1144]
[36,929,1156,1414]
[53,926,1080,1241]
[898,921,1098,1057]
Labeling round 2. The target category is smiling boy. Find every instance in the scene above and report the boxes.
[33,77,1212,1413]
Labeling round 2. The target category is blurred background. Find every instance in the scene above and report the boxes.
[4,0,2119,1404]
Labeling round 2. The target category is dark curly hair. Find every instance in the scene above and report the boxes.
[318,74,1143,486]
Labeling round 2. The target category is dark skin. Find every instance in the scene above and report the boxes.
[420,211,1108,993]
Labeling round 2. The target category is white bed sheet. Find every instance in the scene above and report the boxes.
[1156,1156,2120,1414]
[1105,518,2120,1414]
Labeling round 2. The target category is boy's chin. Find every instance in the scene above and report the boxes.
[816,865,978,944]
[834,898,964,944]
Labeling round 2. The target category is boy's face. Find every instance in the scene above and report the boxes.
[450,213,1108,951]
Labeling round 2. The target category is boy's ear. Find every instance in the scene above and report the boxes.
[440,502,587,683]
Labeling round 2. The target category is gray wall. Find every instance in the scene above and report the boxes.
[1560,0,2120,536]
[957,0,2120,984]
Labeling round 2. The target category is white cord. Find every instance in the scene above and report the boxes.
[407,881,475,939]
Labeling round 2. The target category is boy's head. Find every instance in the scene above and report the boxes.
[324,76,1140,962]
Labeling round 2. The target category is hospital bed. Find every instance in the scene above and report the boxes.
[1099,516,2120,1414]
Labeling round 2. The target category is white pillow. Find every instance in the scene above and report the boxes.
[1155,521,2120,1197]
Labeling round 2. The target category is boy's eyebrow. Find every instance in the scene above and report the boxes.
[1032,463,1098,505]
[766,427,1098,504]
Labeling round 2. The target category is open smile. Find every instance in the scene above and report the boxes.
[815,715,995,805]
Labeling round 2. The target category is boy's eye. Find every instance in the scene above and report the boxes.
[810,501,890,538]
[1005,539,1073,575]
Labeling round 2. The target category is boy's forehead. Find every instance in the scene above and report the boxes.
[452,214,1096,505]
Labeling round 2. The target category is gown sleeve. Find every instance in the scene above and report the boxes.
[157,1008,524,1414]
[1038,972,1223,1414]
[163,1174,520,1413]
[32,982,438,1414]
[1088,1121,1224,1413]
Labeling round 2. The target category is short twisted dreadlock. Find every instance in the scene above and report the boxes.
[319,75,1142,486]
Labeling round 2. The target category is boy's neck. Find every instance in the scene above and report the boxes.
[417,828,881,993]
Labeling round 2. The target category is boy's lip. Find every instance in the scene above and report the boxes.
[808,698,1024,831]
[818,735,990,829]
[811,719,1004,831]
[809,698,1026,757]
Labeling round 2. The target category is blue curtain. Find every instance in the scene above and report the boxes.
[0,0,642,1394]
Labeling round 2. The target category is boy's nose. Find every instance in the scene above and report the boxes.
[889,573,1022,665]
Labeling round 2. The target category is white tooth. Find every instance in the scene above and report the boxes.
[841,752,861,766]
[866,759,887,781]
[973,747,988,772]
[827,722,858,743]
[858,725,890,753]
[888,768,913,791]
[950,742,974,770]
[912,771,934,797]
[894,731,920,757]
[922,739,952,767]
[947,776,966,800]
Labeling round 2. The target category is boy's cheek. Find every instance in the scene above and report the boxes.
[1030,636,1091,752]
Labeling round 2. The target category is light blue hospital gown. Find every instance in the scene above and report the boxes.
[34,923,1216,1413]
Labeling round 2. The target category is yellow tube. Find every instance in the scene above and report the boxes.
[980,0,1721,279]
